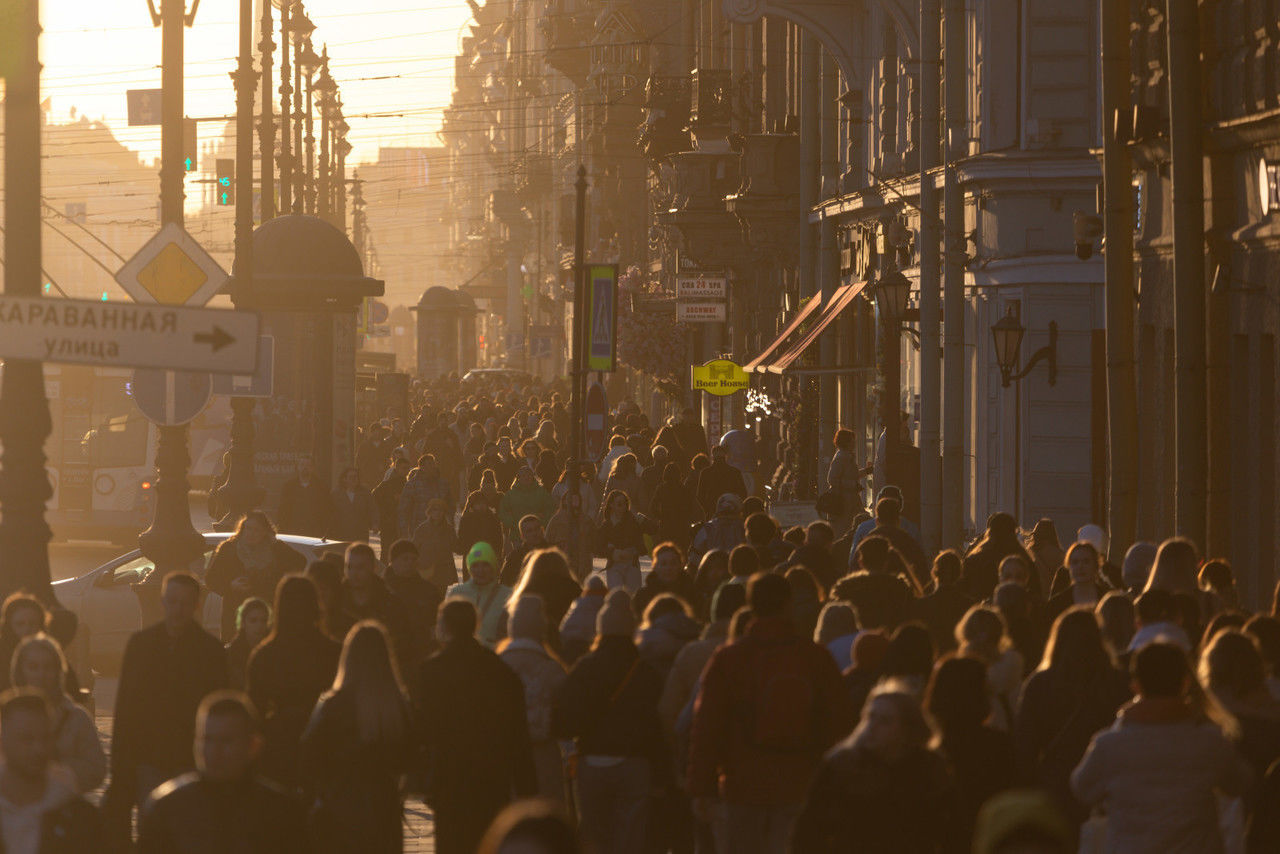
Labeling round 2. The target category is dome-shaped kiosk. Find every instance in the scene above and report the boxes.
[410,286,478,380]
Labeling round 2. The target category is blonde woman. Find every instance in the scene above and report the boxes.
[301,621,412,854]
[11,633,105,793]
[956,604,1023,732]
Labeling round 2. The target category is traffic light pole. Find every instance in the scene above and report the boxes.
[568,166,588,480]
[138,0,206,600]
[216,0,265,530]
[0,0,56,605]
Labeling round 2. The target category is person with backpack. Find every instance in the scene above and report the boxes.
[688,573,856,854]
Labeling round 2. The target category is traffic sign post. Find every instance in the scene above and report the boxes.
[126,88,163,125]
[131,368,212,426]
[0,295,260,374]
[114,222,230,306]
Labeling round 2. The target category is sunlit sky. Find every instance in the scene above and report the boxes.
[39,0,475,166]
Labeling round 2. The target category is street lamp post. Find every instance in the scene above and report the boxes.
[289,9,316,214]
[258,0,275,220]
[315,53,337,223]
[298,39,322,214]
[278,0,294,213]
[991,309,1058,388]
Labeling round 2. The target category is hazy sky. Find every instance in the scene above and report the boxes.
[39,0,475,165]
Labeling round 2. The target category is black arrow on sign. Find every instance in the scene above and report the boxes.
[193,326,234,352]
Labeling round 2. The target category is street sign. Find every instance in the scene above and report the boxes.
[676,273,728,300]
[126,89,163,126]
[585,264,617,372]
[131,368,212,426]
[584,381,608,460]
[691,359,750,396]
[114,223,229,306]
[677,301,727,322]
[212,335,274,397]
[0,295,260,374]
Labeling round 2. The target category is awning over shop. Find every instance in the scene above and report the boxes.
[742,293,824,372]
[759,282,867,374]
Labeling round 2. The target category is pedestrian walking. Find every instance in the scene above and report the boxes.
[689,573,855,853]
[824,428,863,538]
[593,491,647,593]
[411,498,459,593]
[224,597,271,690]
[138,692,308,854]
[501,515,551,587]
[399,455,453,536]
[961,513,1035,602]
[552,590,666,854]
[831,536,916,631]
[955,605,1023,732]
[206,510,305,641]
[416,599,537,854]
[688,495,745,568]
[373,456,412,561]
[507,549,582,652]
[104,573,228,849]
[696,447,747,518]
[277,457,330,537]
[1046,541,1110,620]
[649,463,702,553]
[384,540,443,672]
[632,542,698,618]
[301,622,413,854]
[546,491,596,583]
[558,577,609,666]
[0,594,47,693]
[458,490,505,571]
[329,466,376,543]
[499,596,569,805]
[446,542,512,647]
[10,635,105,794]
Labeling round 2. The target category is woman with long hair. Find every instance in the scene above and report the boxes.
[247,574,342,791]
[601,453,644,513]
[545,490,596,583]
[593,490,646,593]
[498,596,568,805]
[302,621,413,853]
[1028,518,1065,599]
[1199,628,1280,781]
[1047,541,1109,620]
[955,605,1023,732]
[1014,606,1130,827]
[206,510,305,641]
[0,593,46,692]
[633,543,698,618]
[225,597,271,690]
[508,548,583,649]
[11,634,105,793]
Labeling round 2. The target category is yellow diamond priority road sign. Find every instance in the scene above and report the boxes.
[114,223,229,306]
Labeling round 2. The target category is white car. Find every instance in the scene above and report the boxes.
[53,533,353,679]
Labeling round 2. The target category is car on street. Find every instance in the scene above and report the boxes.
[53,533,353,679]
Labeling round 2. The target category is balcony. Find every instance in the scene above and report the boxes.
[725,133,802,263]
[657,149,742,268]
[638,75,691,165]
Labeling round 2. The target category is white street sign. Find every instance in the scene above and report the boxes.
[676,274,728,300]
[677,301,727,322]
[0,295,260,375]
[114,222,229,306]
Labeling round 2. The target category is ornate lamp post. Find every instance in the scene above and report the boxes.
[288,8,316,214]
[258,0,275,219]
[991,309,1058,388]
[314,54,337,223]
[277,0,294,213]
[297,38,322,214]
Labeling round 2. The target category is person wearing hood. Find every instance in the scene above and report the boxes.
[961,512,1036,602]
[445,542,512,648]
[498,595,568,806]
[546,489,597,583]
[636,594,702,682]
[1028,518,1065,598]
[558,576,609,666]
[411,498,459,593]
[552,590,666,854]
[689,573,854,853]
[633,543,699,618]
[332,543,412,664]
[1072,642,1251,854]
[688,494,746,566]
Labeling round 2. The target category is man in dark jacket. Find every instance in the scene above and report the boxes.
[853,497,930,590]
[831,536,916,631]
[138,692,307,853]
[372,455,411,561]
[416,599,537,854]
[276,457,329,537]
[696,447,747,518]
[335,543,412,661]
[672,406,709,462]
[0,690,100,854]
[106,573,228,849]
[688,573,855,854]
[499,515,549,587]
[962,512,1035,601]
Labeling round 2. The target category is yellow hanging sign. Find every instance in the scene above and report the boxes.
[691,359,750,396]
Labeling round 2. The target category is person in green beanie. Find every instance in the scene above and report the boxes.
[445,542,512,648]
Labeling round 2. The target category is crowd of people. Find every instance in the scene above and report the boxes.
[1,375,1277,854]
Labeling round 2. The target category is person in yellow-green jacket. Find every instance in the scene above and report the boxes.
[445,542,511,647]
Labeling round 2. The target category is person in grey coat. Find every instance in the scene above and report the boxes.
[1071,642,1251,854]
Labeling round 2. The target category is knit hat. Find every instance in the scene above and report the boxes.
[716,493,743,515]
[596,589,637,638]
[972,790,1070,854]
[508,595,547,641]
[1077,523,1108,556]
[466,541,497,572]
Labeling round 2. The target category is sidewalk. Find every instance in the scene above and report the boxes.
[92,677,437,852]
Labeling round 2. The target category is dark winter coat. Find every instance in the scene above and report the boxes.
[329,488,375,543]
[333,578,413,664]
[277,477,330,537]
[411,519,459,592]
[916,585,975,653]
[689,515,746,565]
[937,726,1016,853]
[635,611,702,682]
[688,616,855,806]
[786,544,840,593]
[962,537,1037,602]
[632,571,700,620]
[138,773,308,854]
[696,460,747,517]
[416,638,538,854]
[860,523,929,589]
[372,472,407,546]
[385,571,443,672]
[246,628,341,792]
[551,636,667,767]
[111,621,228,783]
[791,742,955,853]
[649,480,703,551]
[830,571,915,631]
[456,506,504,565]
[301,690,413,854]
[399,473,452,535]
[206,538,306,640]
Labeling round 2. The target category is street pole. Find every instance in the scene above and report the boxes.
[941,0,966,546]
[258,0,275,220]
[917,0,943,554]
[1102,0,1138,562]
[216,0,265,530]
[138,0,206,595]
[0,0,56,605]
[569,166,589,478]
[279,0,293,214]
[1166,0,1207,547]
[304,47,317,215]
